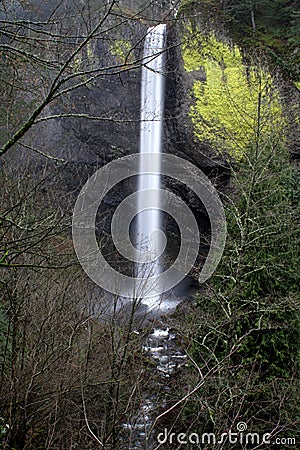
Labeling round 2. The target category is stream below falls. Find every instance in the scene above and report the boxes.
[122,324,188,449]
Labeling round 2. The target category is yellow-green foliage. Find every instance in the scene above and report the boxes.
[110,39,132,64]
[72,54,82,71]
[72,42,94,71]
[182,29,284,159]
[86,41,93,61]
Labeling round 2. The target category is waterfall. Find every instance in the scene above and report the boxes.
[121,25,189,448]
[136,24,166,304]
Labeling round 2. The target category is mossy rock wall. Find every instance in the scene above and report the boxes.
[166,1,300,170]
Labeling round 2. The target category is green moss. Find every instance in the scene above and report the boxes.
[176,0,196,18]
[183,32,241,72]
[182,30,284,159]
[109,39,132,64]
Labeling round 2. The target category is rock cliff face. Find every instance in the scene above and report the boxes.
[56,8,232,176]
[12,0,298,230]
[164,21,231,190]
[49,5,232,224]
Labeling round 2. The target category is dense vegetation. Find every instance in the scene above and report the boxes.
[175,3,299,447]
[179,0,300,83]
[183,83,299,445]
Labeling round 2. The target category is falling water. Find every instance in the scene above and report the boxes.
[136,24,166,305]
[121,25,188,449]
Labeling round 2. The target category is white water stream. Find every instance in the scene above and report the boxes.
[136,24,166,307]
